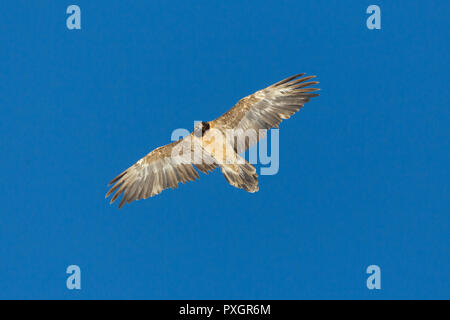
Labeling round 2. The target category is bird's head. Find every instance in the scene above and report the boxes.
[194,121,210,137]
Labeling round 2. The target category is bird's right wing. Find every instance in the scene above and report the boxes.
[105,133,217,208]
[213,73,319,153]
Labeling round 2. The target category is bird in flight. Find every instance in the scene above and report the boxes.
[106,73,319,208]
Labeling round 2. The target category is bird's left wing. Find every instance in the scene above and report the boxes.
[213,73,319,153]
[105,133,217,208]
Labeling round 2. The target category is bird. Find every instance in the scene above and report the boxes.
[105,73,320,208]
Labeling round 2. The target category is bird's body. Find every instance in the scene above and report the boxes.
[106,73,319,208]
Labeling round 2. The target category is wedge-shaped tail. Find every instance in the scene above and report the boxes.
[220,156,259,193]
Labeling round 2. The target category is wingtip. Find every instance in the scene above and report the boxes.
[271,73,306,87]
[108,171,127,186]
[105,188,114,198]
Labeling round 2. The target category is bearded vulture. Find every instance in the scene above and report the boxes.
[106,73,319,208]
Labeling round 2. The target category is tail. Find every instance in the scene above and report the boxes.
[220,158,259,193]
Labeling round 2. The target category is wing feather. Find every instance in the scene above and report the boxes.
[106,133,218,208]
[214,73,319,153]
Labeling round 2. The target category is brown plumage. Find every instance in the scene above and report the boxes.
[106,73,319,208]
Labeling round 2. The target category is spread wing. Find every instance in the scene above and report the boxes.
[105,133,217,209]
[214,73,319,153]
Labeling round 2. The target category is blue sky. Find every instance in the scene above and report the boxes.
[0,1,448,299]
